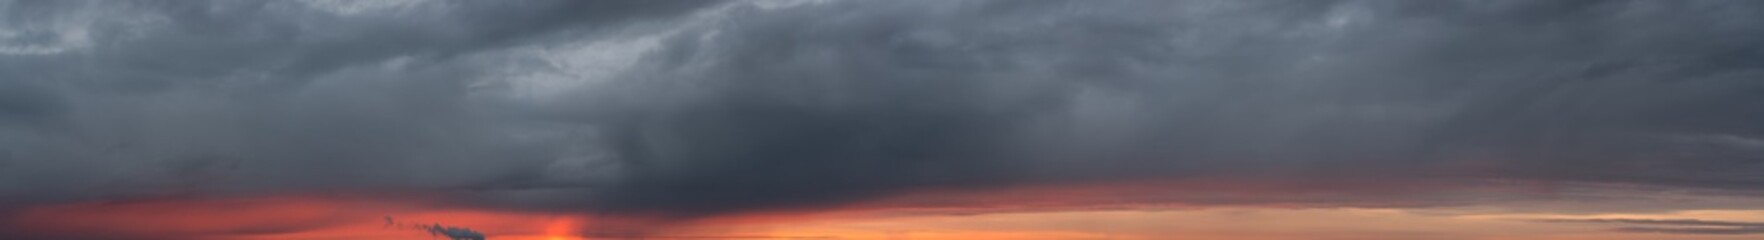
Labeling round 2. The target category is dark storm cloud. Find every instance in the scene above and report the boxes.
[3,0,1764,224]
[534,0,1764,216]
[0,0,718,206]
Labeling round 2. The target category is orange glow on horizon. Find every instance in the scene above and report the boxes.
[2,195,596,240]
[543,217,581,240]
[6,181,1764,240]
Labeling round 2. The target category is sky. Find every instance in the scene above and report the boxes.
[2,0,1763,239]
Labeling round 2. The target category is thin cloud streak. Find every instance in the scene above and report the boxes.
[1538,218,1764,235]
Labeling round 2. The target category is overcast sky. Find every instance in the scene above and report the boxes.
[3,0,1763,239]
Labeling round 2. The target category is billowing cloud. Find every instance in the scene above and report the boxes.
[2,0,1763,238]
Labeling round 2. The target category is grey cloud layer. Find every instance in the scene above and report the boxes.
[0,0,715,204]
[3,0,1763,219]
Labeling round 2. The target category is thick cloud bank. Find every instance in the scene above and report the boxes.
[2,0,1763,219]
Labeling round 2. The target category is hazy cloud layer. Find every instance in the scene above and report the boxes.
[2,0,1763,225]
[1540,218,1764,235]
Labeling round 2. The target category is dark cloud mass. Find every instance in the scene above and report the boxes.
[2,0,1763,223]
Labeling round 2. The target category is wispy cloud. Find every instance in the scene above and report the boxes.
[386,216,486,240]
[1537,218,1764,235]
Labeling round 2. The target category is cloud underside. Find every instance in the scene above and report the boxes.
[0,0,1762,225]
